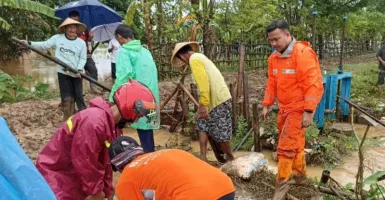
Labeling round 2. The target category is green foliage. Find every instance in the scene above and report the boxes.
[124,0,141,26]
[236,115,249,136]
[336,171,385,200]
[363,171,385,185]
[214,0,279,42]
[308,130,359,168]
[0,70,57,103]
[0,0,58,63]
[341,62,385,112]
[231,115,253,150]
[0,0,56,31]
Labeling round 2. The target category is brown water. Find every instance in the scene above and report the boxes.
[2,51,385,188]
[123,124,385,188]
[0,49,113,92]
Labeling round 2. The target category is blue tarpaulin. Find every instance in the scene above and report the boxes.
[0,117,56,200]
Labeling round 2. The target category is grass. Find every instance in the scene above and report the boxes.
[335,61,385,112]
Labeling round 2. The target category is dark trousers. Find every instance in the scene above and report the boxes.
[84,57,98,89]
[378,69,385,86]
[58,73,86,111]
[111,62,116,79]
[137,129,155,153]
[218,192,235,200]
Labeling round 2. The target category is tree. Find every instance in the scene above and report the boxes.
[215,0,279,43]
[0,0,56,30]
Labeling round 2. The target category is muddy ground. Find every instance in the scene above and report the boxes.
[0,71,322,199]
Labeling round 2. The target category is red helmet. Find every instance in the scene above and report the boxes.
[113,80,156,122]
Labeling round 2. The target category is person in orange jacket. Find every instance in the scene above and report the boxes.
[262,19,324,200]
[109,136,236,200]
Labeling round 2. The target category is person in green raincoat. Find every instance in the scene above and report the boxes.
[109,24,160,153]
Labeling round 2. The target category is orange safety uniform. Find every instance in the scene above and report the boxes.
[115,149,235,200]
[262,39,324,183]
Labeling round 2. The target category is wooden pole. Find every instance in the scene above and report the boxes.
[178,84,199,107]
[179,96,190,121]
[238,102,244,118]
[160,87,178,111]
[339,15,347,73]
[243,74,250,124]
[311,10,318,51]
[159,66,189,111]
[237,44,245,100]
[230,83,237,134]
[12,37,111,91]
[252,103,261,152]
[190,84,199,111]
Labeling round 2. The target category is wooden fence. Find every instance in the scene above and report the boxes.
[151,39,383,80]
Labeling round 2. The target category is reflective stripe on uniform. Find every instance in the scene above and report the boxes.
[305,96,317,101]
[105,140,111,148]
[264,93,276,100]
[282,69,296,74]
[67,116,73,132]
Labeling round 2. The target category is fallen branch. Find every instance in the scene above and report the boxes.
[317,186,356,199]
[330,186,346,200]
[351,106,371,200]
[261,181,299,200]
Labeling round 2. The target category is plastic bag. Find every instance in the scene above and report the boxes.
[220,152,268,181]
[0,117,56,200]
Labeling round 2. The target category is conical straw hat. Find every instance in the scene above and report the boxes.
[56,17,87,34]
[171,41,200,67]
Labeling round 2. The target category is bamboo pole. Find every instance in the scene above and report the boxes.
[236,44,245,100]
[160,87,178,111]
[179,96,190,121]
[160,66,189,111]
[190,84,199,111]
[252,103,261,152]
[230,83,237,134]
[178,84,199,107]
[12,37,111,91]
[243,74,250,124]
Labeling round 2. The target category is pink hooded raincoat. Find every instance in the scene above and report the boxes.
[36,97,122,199]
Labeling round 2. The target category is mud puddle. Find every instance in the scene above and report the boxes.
[1,98,384,199]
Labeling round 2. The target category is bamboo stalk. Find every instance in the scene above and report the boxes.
[243,74,250,124]
[252,103,261,152]
[12,37,111,91]
[178,84,199,107]
[230,83,237,134]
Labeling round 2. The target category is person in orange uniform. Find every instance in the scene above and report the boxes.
[262,19,324,199]
[109,136,236,200]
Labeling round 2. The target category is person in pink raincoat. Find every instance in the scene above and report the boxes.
[36,80,158,200]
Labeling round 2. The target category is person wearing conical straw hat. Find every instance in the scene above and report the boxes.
[171,42,234,162]
[69,11,102,95]
[22,18,88,121]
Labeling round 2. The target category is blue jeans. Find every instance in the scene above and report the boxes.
[137,129,155,153]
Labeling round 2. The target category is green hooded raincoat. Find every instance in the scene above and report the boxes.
[109,40,160,130]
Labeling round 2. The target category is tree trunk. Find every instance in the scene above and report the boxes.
[202,0,215,57]
[318,34,324,59]
[143,0,153,49]
[156,0,163,44]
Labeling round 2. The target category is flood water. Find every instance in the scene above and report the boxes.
[2,49,385,188]
[122,125,385,188]
[0,47,113,92]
